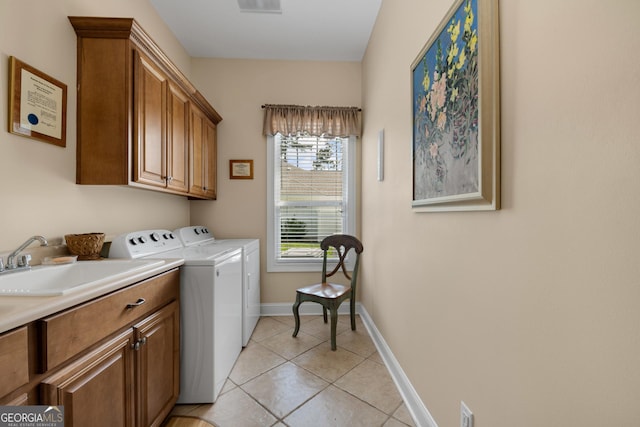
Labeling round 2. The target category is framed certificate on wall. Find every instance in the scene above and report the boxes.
[8,56,67,147]
[230,159,254,179]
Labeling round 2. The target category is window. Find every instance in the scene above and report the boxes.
[267,133,356,272]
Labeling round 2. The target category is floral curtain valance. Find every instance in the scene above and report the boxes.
[262,104,361,137]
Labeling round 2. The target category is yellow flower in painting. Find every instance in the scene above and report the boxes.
[447,42,459,65]
[448,20,461,43]
[422,72,430,92]
[450,87,459,102]
[465,8,474,33]
[469,33,478,53]
[456,49,466,69]
[447,65,454,79]
[464,0,472,14]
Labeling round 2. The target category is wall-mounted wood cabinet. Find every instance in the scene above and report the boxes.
[69,17,221,200]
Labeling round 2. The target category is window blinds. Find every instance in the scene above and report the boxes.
[275,134,346,258]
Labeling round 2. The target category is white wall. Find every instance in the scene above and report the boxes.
[0,0,193,250]
[361,0,640,426]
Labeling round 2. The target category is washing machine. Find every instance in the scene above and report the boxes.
[174,226,260,346]
[109,229,243,403]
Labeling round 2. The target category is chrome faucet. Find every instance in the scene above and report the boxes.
[5,235,48,271]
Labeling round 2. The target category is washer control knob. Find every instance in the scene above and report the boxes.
[194,228,200,235]
[150,232,160,242]
[129,238,138,246]
[138,236,146,244]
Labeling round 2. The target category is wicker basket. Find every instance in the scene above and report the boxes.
[64,233,105,260]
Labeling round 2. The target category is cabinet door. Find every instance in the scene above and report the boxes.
[189,106,206,197]
[41,331,135,427]
[167,82,189,193]
[0,326,29,399]
[189,106,217,199]
[134,301,179,427]
[203,118,217,199]
[134,51,167,188]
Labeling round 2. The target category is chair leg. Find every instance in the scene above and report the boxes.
[330,306,339,351]
[350,298,356,331]
[292,296,301,337]
[322,306,328,323]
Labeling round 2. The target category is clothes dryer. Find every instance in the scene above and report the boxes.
[174,226,260,346]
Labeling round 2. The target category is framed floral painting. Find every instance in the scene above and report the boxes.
[411,0,500,211]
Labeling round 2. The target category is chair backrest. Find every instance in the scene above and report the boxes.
[320,234,364,292]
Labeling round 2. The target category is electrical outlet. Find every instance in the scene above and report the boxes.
[461,401,473,427]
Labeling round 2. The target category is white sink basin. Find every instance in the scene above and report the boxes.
[0,259,165,296]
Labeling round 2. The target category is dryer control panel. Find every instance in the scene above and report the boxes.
[174,226,216,247]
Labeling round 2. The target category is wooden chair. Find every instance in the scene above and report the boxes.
[292,234,364,351]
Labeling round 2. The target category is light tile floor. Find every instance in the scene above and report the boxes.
[168,315,416,427]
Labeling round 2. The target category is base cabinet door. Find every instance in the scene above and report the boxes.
[0,326,29,400]
[134,301,180,427]
[41,331,135,427]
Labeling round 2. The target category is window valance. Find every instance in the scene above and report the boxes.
[262,104,361,137]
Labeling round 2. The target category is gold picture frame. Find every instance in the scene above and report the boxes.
[230,159,254,179]
[410,0,500,211]
[8,57,67,147]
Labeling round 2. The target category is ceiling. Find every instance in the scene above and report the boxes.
[149,0,382,61]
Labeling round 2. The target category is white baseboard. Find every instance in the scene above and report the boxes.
[260,303,437,427]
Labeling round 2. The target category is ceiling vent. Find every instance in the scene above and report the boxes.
[238,0,282,14]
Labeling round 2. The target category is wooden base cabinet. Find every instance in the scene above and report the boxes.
[69,17,221,200]
[41,301,179,427]
[40,331,135,427]
[0,269,180,426]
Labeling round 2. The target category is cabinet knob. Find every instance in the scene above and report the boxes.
[132,336,147,351]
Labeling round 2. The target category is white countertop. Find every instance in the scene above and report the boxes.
[0,258,184,333]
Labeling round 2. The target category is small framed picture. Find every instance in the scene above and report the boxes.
[229,159,254,179]
[8,56,67,147]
